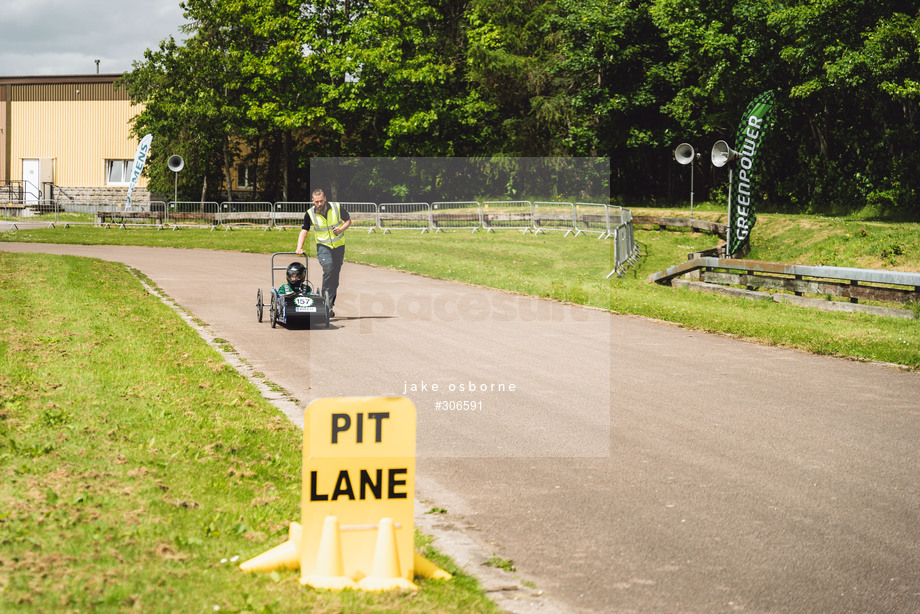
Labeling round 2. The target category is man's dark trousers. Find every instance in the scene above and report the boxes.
[316,244,345,309]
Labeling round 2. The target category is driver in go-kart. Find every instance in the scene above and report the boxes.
[278,262,310,296]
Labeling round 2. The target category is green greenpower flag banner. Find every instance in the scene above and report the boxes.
[729,90,775,256]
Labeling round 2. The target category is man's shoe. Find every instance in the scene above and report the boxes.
[328,308,335,318]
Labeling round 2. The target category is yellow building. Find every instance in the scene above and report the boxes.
[1,73,154,205]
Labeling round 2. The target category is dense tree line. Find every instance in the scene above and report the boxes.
[120,0,920,218]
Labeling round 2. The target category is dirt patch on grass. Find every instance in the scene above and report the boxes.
[164,496,201,509]
[154,543,190,561]
[4,550,77,577]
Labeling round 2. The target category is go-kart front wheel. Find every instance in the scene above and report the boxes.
[269,294,278,328]
[256,288,263,322]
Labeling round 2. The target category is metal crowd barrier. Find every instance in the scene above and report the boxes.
[166,201,221,228]
[574,203,612,239]
[339,202,380,233]
[271,202,309,230]
[533,201,578,235]
[1,199,60,226]
[0,200,55,229]
[215,201,274,229]
[93,202,168,228]
[430,201,482,233]
[271,202,379,232]
[0,200,168,228]
[378,202,431,233]
[4,197,638,277]
[1,200,29,222]
[482,201,533,233]
[607,207,639,278]
[70,200,121,219]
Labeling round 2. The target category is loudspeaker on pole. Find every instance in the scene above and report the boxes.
[674,143,696,165]
[711,140,741,168]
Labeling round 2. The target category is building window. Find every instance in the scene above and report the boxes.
[238,165,255,189]
[106,160,131,185]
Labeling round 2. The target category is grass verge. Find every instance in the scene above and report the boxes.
[2,212,919,368]
[0,252,498,613]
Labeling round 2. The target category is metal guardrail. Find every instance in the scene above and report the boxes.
[648,257,920,305]
[632,215,727,238]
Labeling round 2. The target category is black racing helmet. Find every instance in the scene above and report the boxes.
[286,262,306,289]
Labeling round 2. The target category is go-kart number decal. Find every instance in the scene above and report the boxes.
[293,295,317,312]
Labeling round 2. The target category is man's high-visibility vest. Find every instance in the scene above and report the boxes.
[308,202,346,249]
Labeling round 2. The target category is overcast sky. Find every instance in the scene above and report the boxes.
[1,0,187,77]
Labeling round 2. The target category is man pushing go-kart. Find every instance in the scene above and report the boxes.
[295,188,351,319]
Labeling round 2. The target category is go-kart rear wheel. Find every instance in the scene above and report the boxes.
[256,288,263,322]
[269,294,278,328]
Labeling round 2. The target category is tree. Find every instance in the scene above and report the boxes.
[769,0,920,214]
[465,0,569,155]
[316,0,496,156]
[122,0,317,203]
[553,0,672,197]
[121,0,250,203]
[119,0,920,218]
[232,0,322,201]
[120,35,231,204]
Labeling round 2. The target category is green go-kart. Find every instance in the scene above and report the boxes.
[256,252,331,329]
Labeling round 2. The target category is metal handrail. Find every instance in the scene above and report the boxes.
[648,257,920,304]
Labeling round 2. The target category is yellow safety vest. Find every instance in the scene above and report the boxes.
[308,201,346,249]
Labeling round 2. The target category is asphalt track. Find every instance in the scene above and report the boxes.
[3,241,920,614]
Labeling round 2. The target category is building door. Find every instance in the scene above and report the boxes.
[22,159,40,203]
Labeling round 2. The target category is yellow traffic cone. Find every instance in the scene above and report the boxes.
[301,516,357,590]
[239,522,302,572]
[414,552,452,580]
[357,518,418,591]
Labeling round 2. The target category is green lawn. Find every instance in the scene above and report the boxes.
[3,209,918,368]
[2,206,919,610]
[0,252,498,613]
